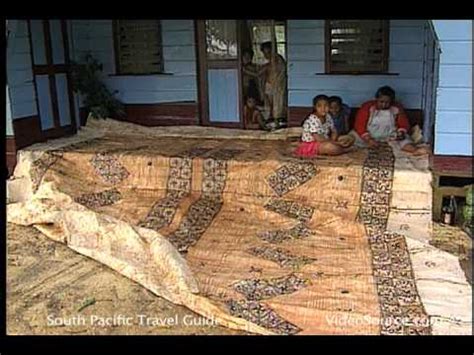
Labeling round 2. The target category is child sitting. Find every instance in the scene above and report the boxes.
[244,96,265,130]
[295,95,354,158]
[328,96,351,136]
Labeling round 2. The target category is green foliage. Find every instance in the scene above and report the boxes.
[70,53,125,119]
[463,204,473,223]
[463,185,473,227]
[466,185,473,206]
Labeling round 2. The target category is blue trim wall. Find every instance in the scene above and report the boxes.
[432,20,472,156]
[69,20,198,105]
[6,20,37,120]
[287,20,427,109]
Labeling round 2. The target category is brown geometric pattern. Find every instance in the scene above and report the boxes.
[30,151,64,193]
[266,162,317,196]
[168,157,193,193]
[167,197,223,253]
[74,188,122,209]
[335,199,350,210]
[90,153,130,185]
[201,158,227,199]
[138,191,186,231]
[138,157,192,231]
[257,223,313,244]
[247,246,315,270]
[359,143,431,335]
[233,273,310,301]
[226,299,302,335]
[166,157,227,253]
[264,198,314,222]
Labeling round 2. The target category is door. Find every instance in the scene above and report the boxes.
[197,20,242,128]
[196,20,288,129]
[241,20,288,128]
[28,20,77,138]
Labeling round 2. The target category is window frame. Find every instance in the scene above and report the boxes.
[113,19,164,76]
[325,20,390,75]
[247,20,287,65]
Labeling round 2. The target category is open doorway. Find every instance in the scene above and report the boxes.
[240,20,288,130]
[196,20,288,130]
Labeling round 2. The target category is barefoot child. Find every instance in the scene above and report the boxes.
[244,96,265,129]
[295,95,354,158]
[328,95,355,148]
[328,96,351,136]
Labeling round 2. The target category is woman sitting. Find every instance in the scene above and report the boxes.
[352,86,430,156]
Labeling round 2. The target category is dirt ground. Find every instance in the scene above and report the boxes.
[430,222,472,285]
[6,223,245,335]
[6,221,472,335]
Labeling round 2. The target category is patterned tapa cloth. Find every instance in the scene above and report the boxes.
[11,132,432,335]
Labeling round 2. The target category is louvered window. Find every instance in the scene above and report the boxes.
[114,20,164,75]
[326,20,389,74]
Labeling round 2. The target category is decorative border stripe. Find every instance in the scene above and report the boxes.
[166,157,228,253]
[139,157,192,231]
[359,144,431,335]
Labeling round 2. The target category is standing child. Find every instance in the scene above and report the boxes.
[295,95,354,158]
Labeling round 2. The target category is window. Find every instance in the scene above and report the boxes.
[205,20,238,60]
[113,20,164,75]
[246,20,286,65]
[326,20,389,74]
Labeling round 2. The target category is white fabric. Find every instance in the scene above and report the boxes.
[357,107,413,148]
[367,109,397,140]
[301,114,335,142]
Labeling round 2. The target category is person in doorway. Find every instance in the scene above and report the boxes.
[241,48,261,104]
[259,41,287,130]
[243,95,265,129]
[295,95,354,158]
[352,86,430,155]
